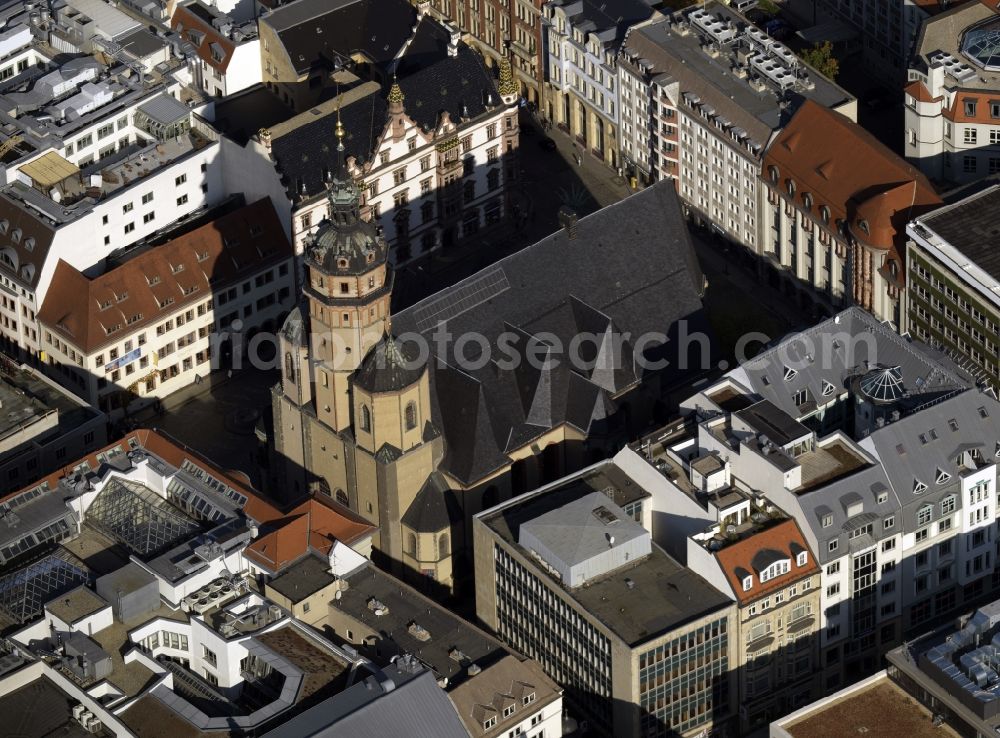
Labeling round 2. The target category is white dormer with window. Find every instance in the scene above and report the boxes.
[796,551,808,567]
[935,468,951,485]
[742,575,753,591]
[758,558,790,583]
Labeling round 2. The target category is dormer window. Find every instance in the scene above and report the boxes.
[858,219,870,236]
[483,716,497,730]
[935,468,951,485]
[768,165,779,183]
[338,258,349,270]
[503,705,515,718]
[783,365,797,381]
[820,205,830,223]
[913,479,927,494]
[786,179,795,196]
[742,575,753,591]
[759,559,790,583]
[802,193,812,210]
[821,380,835,397]
[796,551,808,567]
[522,692,535,705]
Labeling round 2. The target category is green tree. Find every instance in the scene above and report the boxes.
[802,41,839,81]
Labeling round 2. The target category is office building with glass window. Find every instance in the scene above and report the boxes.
[904,186,1000,394]
[474,461,737,738]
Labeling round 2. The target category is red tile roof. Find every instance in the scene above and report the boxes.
[244,494,376,572]
[713,519,818,606]
[37,198,291,354]
[904,79,941,104]
[764,101,941,251]
[171,2,237,74]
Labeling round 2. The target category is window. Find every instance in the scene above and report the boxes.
[915,527,929,543]
[796,551,808,566]
[964,155,977,173]
[143,212,155,224]
[826,562,840,575]
[177,195,188,206]
[141,192,154,204]
[882,538,896,552]
[502,705,515,718]
[124,222,135,234]
[175,174,187,186]
[883,515,894,529]
[523,692,535,706]
[483,717,497,730]
[393,167,406,186]
[917,505,932,526]
[405,401,417,430]
[360,405,371,432]
[828,539,839,553]
[941,496,956,514]
[202,646,217,666]
[965,99,978,116]
[827,583,840,597]
[822,513,833,528]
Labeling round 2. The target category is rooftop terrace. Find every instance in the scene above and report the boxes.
[7,121,214,226]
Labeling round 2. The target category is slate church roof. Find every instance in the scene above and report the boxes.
[390,181,709,485]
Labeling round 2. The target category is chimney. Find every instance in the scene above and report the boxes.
[558,205,578,239]
[446,24,460,57]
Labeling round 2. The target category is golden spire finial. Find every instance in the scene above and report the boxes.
[498,45,518,99]
[388,75,404,107]
[335,105,345,143]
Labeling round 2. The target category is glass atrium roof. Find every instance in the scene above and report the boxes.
[87,478,200,557]
[962,20,1000,70]
[0,549,90,623]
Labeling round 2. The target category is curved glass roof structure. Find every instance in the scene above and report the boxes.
[962,20,1000,70]
[859,365,905,404]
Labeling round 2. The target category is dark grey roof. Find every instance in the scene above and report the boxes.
[391,182,709,484]
[861,389,1000,527]
[353,333,427,394]
[269,19,500,200]
[267,553,336,602]
[918,185,1000,283]
[264,0,417,75]
[731,307,973,422]
[400,473,459,533]
[0,675,94,738]
[260,662,469,738]
[736,400,812,447]
[332,562,509,685]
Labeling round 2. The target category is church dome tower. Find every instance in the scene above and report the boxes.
[301,113,393,432]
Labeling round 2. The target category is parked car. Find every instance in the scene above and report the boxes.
[538,137,557,151]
